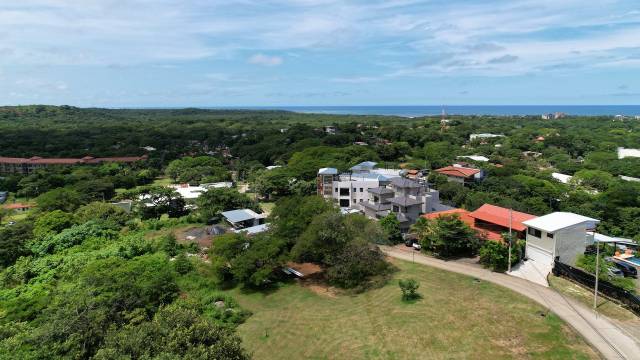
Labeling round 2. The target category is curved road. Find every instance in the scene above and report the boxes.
[381,246,640,360]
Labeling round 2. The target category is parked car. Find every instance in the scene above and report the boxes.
[412,243,422,251]
[404,239,414,247]
[612,260,638,278]
[607,267,624,278]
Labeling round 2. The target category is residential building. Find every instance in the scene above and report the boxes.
[221,209,266,229]
[317,162,401,208]
[551,172,573,184]
[2,203,35,212]
[468,204,536,242]
[522,212,599,276]
[469,133,504,141]
[434,164,484,185]
[324,126,337,135]
[617,147,640,159]
[422,205,536,242]
[620,175,640,182]
[0,155,148,175]
[0,191,7,204]
[362,177,448,232]
[457,155,489,162]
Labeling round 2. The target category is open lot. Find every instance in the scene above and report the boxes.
[226,259,598,360]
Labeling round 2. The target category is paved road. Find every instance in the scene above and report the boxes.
[381,246,640,360]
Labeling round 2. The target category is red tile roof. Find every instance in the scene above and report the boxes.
[421,208,505,242]
[435,166,480,178]
[0,155,147,165]
[3,203,35,210]
[468,204,536,232]
[422,209,474,227]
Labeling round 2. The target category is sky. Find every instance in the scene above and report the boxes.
[1,0,640,107]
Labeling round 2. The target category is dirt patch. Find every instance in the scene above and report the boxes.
[299,279,339,299]
[174,226,215,248]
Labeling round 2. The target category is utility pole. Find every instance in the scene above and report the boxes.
[594,238,600,310]
[508,208,513,272]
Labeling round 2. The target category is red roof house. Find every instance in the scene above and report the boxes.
[434,165,482,185]
[468,204,537,242]
[421,204,537,242]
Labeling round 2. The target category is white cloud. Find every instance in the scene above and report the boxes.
[248,53,283,66]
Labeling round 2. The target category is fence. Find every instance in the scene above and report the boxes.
[553,260,640,316]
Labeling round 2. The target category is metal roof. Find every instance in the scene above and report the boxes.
[522,212,600,233]
[221,209,264,223]
[390,177,421,188]
[233,223,269,235]
[318,167,338,175]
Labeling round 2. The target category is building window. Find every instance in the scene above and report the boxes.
[340,188,349,196]
[392,205,399,212]
[334,187,338,193]
[547,233,554,239]
[360,188,363,192]
[528,228,542,238]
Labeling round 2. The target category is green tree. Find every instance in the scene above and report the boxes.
[479,241,509,272]
[398,278,420,301]
[197,188,260,223]
[33,210,76,238]
[75,202,130,228]
[35,187,85,212]
[270,196,336,245]
[94,303,250,359]
[0,221,33,267]
[165,156,229,184]
[174,253,194,274]
[420,215,481,257]
[380,213,402,244]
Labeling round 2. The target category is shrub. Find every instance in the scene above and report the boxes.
[398,278,420,301]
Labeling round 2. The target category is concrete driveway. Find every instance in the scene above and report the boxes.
[381,245,640,360]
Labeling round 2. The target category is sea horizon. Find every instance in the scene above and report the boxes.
[176,105,640,117]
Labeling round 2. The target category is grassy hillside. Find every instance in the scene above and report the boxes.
[224,259,597,360]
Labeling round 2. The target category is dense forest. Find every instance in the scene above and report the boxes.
[1,105,640,358]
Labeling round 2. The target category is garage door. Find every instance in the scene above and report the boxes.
[525,245,554,275]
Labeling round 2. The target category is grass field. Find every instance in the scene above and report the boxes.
[225,259,598,360]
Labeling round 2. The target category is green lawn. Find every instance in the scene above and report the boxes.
[223,259,598,360]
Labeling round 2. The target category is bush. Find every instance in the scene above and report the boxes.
[174,253,195,275]
[479,241,509,272]
[398,278,420,301]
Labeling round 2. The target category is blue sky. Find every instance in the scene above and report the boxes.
[1,0,640,106]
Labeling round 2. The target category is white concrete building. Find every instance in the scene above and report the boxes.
[551,172,573,184]
[469,133,504,141]
[457,155,489,162]
[522,212,599,277]
[317,162,401,208]
[617,147,640,159]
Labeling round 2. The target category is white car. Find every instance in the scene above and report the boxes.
[412,243,422,250]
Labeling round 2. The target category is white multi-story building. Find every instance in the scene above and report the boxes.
[317,162,401,208]
[317,161,449,231]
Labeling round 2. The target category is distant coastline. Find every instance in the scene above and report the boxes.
[221,105,640,117]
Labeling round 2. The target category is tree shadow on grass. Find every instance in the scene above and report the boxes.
[401,293,423,304]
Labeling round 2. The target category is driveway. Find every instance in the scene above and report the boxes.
[381,245,640,360]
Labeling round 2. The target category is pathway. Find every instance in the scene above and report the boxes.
[381,245,640,360]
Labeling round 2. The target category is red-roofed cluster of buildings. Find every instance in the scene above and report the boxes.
[0,155,148,174]
[421,204,537,243]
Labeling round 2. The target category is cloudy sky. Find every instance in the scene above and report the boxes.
[1,0,640,106]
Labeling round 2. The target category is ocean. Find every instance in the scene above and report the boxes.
[233,105,640,117]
